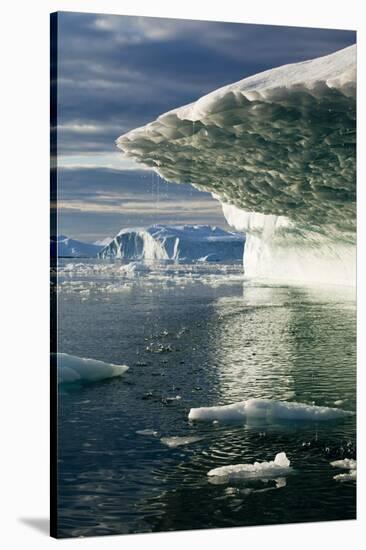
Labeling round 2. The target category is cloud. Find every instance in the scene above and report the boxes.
[56,12,355,159]
[53,13,356,239]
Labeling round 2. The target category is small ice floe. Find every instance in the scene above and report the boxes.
[188,398,353,423]
[334,400,344,406]
[207,452,291,481]
[136,429,159,437]
[55,353,128,384]
[330,458,357,482]
[160,435,204,448]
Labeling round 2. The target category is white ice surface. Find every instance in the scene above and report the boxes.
[330,458,357,482]
[333,470,356,482]
[55,353,129,384]
[188,398,352,423]
[207,452,291,479]
[116,46,356,285]
[330,458,356,470]
[99,224,244,263]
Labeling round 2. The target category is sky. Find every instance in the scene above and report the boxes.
[53,12,356,242]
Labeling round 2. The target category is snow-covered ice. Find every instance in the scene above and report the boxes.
[116,46,356,285]
[99,224,244,263]
[51,235,103,258]
[55,353,129,384]
[188,398,353,423]
[207,452,291,480]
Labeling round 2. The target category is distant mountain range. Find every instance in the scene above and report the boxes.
[50,235,104,258]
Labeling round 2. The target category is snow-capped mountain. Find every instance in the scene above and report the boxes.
[93,237,113,247]
[98,224,245,262]
[51,235,103,258]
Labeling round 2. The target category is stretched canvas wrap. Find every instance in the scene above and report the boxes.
[50,11,357,539]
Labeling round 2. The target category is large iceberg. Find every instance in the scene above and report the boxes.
[51,235,103,258]
[116,46,356,285]
[98,224,244,262]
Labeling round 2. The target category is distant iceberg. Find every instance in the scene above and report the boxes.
[51,235,103,258]
[54,353,129,384]
[98,224,245,262]
[188,398,353,423]
[207,452,291,480]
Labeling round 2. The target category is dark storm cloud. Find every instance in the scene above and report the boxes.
[54,167,228,241]
[56,167,212,201]
[56,12,355,155]
[53,12,355,239]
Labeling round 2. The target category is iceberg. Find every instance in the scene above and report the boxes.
[98,224,244,262]
[54,353,129,384]
[207,452,291,479]
[116,46,356,285]
[188,398,353,423]
[51,235,103,258]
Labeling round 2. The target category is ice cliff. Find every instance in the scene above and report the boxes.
[98,224,245,262]
[116,45,356,285]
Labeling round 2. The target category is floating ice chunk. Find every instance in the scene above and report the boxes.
[160,435,203,448]
[330,458,357,482]
[330,458,356,470]
[136,429,159,437]
[333,470,356,482]
[188,398,353,423]
[207,452,291,479]
[55,353,128,384]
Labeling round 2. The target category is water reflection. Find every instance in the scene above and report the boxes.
[211,284,356,409]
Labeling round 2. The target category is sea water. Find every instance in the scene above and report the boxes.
[55,259,356,537]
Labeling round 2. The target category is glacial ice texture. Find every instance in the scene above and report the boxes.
[116,46,356,285]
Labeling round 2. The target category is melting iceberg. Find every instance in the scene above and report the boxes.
[98,224,244,262]
[188,398,353,423]
[116,46,356,285]
[207,452,291,479]
[54,353,129,384]
[51,235,103,258]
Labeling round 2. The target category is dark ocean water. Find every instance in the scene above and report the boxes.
[56,260,356,538]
